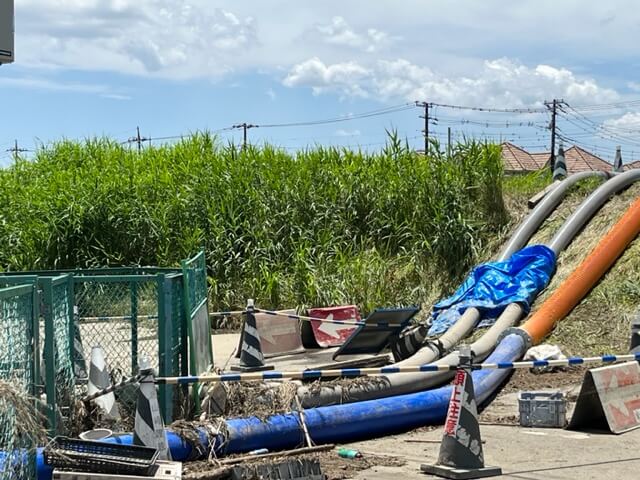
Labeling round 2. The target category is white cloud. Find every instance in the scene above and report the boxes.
[603,112,640,131]
[628,82,640,93]
[283,57,371,98]
[17,0,258,78]
[283,57,620,107]
[266,88,276,100]
[315,16,394,53]
[0,75,128,98]
[335,129,361,137]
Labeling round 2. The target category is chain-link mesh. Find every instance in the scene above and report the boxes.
[182,251,207,315]
[0,284,37,480]
[1,268,190,431]
[160,274,188,422]
[73,277,160,418]
[50,277,76,428]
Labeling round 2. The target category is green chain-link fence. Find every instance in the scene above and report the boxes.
[0,283,39,480]
[0,254,203,439]
[181,251,212,410]
[41,275,76,435]
[72,273,187,424]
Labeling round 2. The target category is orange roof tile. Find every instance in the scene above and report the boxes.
[501,142,540,172]
[530,152,550,169]
[623,160,640,171]
[563,146,612,173]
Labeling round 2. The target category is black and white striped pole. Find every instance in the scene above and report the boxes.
[553,141,567,181]
[614,146,623,173]
[133,357,171,460]
[231,299,274,372]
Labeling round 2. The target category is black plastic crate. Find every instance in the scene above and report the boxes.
[44,436,159,476]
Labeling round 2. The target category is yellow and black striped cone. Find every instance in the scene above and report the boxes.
[421,349,501,479]
[231,299,274,372]
[133,357,171,460]
[87,346,120,420]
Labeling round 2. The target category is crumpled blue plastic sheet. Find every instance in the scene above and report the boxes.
[427,245,556,336]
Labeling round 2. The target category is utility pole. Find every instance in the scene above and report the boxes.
[232,123,258,150]
[544,99,562,171]
[6,140,28,162]
[417,102,430,153]
[127,126,149,153]
[447,127,452,157]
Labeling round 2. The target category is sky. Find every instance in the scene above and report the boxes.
[1,0,640,166]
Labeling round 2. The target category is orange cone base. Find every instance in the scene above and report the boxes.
[230,364,275,372]
[420,463,502,479]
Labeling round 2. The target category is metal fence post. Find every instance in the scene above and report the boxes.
[157,273,173,423]
[130,281,139,374]
[30,279,40,398]
[41,277,58,435]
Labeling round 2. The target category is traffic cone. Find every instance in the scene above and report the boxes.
[421,347,501,479]
[231,299,274,372]
[87,346,120,420]
[133,357,171,460]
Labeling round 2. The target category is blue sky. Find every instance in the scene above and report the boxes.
[1,0,640,166]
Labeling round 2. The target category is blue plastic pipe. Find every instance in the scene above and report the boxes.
[32,334,524,479]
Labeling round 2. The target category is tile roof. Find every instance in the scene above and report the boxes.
[501,142,542,172]
[501,143,613,174]
[623,160,640,171]
[563,146,612,173]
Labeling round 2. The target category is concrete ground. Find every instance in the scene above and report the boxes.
[212,333,640,480]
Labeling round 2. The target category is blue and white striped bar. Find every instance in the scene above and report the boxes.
[253,308,405,328]
[155,352,640,385]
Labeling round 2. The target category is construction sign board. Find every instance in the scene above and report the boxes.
[307,305,361,348]
[332,306,420,359]
[254,309,305,358]
[569,361,640,434]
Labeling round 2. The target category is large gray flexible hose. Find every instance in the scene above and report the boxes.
[298,172,606,406]
[390,170,609,369]
[500,171,610,260]
[299,170,637,407]
[549,169,640,254]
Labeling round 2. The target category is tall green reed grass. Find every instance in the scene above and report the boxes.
[0,133,507,313]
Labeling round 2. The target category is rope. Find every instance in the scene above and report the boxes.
[208,306,408,328]
[82,373,144,402]
[155,352,640,385]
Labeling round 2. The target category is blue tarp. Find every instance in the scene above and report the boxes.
[428,245,556,336]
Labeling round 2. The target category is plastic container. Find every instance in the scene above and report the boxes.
[79,429,113,441]
[337,448,362,459]
[43,436,159,476]
[518,391,567,428]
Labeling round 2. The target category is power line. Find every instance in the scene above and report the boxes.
[5,140,30,161]
[429,102,546,114]
[257,103,416,128]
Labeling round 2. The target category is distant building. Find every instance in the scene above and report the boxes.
[623,160,640,171]
[501,142,615,174]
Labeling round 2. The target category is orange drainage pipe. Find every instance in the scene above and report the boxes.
[520,195,640,345]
